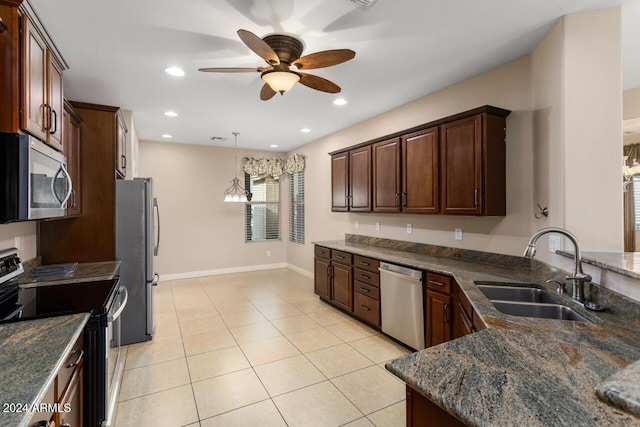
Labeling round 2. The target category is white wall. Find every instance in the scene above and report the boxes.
[137,140,288,278]
[0,222,37,260]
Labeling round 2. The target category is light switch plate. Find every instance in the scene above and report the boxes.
[355,220,360,230]
[454,228,463,240]
[406,224,413,234]
[375,222,380,231]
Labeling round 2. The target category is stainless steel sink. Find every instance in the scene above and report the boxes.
[476,283,589,322]
[477,284,559,304]
[491,301,589,322]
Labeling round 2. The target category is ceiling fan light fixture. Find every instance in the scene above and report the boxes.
[261,70,300,94]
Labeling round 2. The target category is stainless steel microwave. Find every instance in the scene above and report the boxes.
[0,132,72,223]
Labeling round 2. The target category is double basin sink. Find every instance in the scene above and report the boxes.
[476,283,589,322]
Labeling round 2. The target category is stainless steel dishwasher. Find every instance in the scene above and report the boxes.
[379,262,425,350]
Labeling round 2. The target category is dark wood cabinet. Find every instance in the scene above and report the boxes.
[402,127,439,213]
[329,106,509,216]
[352,255,380,327]
[21,11,65,151]
[331,147,371,212]
[440,112,507,215]
[332,262,353,311]
[426,289,452,347]
[63,100,82,216]
[314,256,331,300]
[372,138,401,212]
[116,112,127,178]
[406,385,465,427]
[39,102,127,264]
[453,282,476,339]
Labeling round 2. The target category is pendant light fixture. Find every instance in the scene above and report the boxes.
[223,132,249,203]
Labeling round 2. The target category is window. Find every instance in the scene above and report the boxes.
[634,176,640,231]
[289,171,305,244]
[245,173,280,242]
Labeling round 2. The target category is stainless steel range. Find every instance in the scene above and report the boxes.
[0,248,126,427]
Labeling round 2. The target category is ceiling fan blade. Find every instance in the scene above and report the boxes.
[237,29,280,66]
[293,49,355,70]
[198,67,267,73]
[260,83,277,101]
[298,73,341,93]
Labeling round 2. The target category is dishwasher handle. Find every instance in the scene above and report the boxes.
[378,267,422,282]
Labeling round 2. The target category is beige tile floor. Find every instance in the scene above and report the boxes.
[115,268,411,427]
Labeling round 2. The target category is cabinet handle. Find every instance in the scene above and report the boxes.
[359,305,370,312]
[429,280,445,287]
[359,261,370,266]
[336,255,344,259]
[444,303,449,323]
[360,274,370,280]
[70,189,76,208]
[359,287,370,293]
[345,196,349,207]
[0,17,7,33]
[50,109,57,135]
[43,103,51,131]
[474,188,479,207]
[395,193,399,207]
[402,192,407,207]
[66,349,84,368]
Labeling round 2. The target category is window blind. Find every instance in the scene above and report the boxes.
[289,171,305,244]
[245,173,281,242]
[634,176,640,231]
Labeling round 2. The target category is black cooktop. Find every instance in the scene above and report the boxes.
[1,279,119,323]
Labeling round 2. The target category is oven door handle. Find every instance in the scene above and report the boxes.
[107,286,128,322]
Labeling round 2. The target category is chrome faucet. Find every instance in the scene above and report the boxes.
[523,227,591,302]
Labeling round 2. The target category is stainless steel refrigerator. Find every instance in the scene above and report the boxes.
[116,177,160,345]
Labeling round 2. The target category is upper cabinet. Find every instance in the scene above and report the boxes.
[331,145,372,212]
[63,100,82,216]
[0,1,68,151]
[329,106,510,216]
[115,111,127,178]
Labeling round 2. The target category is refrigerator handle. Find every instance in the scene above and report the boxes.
[153,197,160,256]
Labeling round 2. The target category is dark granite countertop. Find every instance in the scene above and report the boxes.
[559,250,640,281]
[315,236,640,425]
[0,313,89,427]
[18,261,120,288]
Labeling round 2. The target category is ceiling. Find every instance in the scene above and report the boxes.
[30,0,640,152]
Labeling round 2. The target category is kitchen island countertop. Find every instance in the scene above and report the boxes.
[315,236,640,426]
[18,261,120,287]
[0,313,89,427]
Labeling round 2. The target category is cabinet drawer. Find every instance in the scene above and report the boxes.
[354,268,379,287]
[354,281,380,300]
[353,255,379,273]
[426,272,452,294]
[314,245,331,259]
[354,292,380,327]
[56,334,84,400]
[332,250,353,264]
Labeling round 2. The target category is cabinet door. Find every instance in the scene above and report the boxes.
[453,302,474,339]
[115,111,127,178]
[47,53,64,151]
[21,16,47,142]
[331,153,349,212]
[426,290,452,347]
[372,138,401,212]
[332,262,353,312]
[402,127,439,213]
[56,360,83,427]
[314,257,331,299]
[349,146,371,211]
[63,103,82,216]
[440,115,482,215]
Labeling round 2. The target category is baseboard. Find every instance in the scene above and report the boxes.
[160,262,288,281]
[286,263,313,279]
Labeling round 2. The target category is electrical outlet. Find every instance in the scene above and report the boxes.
[549,236,561,253]
[266,250,271,257]
[406,224,413,234]
[454,228,463,240]
[375,222,380,231]
[355,220,360,230]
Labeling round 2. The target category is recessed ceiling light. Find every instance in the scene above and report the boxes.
[161,134,172,138]
[270,144,278,148]
[301,128,311,133]
[164,67,185,77]
[333,98,347,106]
[164,111,178,117]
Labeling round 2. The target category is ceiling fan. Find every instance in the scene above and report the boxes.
[199,29,356,100]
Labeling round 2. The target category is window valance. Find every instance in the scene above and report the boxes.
[243,154,305,179]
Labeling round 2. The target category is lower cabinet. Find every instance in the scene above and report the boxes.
[29,334,84,427]
[425,272,453,347]
[314,256,331,300]
[406,386,465,427]
[332,261,353,311]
